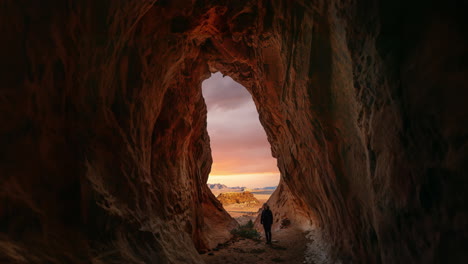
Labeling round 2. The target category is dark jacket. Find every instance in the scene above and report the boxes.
[261,209,273,226]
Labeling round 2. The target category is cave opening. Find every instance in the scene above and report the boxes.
[201,72,280,224]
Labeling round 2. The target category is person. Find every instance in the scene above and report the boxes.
[260,203,273,244]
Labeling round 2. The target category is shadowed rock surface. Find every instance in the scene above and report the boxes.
[0,0,467,263]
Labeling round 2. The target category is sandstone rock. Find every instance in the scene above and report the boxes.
[217,191,260,206]
[255,179,314,232]
[0,0,466,263]
[280,218,291,229]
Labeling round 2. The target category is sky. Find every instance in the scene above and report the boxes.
[202,72,280,188]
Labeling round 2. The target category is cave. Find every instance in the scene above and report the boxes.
[1,0,467,263]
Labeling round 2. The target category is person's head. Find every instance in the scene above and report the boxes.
[263,203,269,210]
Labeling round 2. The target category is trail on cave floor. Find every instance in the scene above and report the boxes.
[201,227,309,264]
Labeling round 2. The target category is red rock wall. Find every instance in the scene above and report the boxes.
[254,178,316,232]
[1,0,466,263]
[0,1,235,263]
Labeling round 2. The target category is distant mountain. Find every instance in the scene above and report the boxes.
[207,183,246,190]
[253,186,277,190]
[208,184,277,197]
[230,186,245,190]
[207,183,228,189]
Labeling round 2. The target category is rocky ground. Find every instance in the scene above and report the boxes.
[202,190,337,263]
[201,228,308,264]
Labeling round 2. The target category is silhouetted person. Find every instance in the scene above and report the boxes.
[261,203,273,244]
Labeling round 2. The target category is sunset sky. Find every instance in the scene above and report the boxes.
[202,72,280,188]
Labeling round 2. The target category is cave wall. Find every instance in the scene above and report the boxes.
[0,1,236,263]
[207,1,468,263]
[340,1,468,262]
[0,0,466,263]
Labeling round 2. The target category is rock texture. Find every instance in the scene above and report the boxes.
[0,0,467,263]
[255,179,315,232]
[217,192,260,206]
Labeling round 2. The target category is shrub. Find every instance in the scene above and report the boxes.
[245,219,254,229]
[231,220,260,240]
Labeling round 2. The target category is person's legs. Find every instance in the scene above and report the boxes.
[267,226,272,243]
[263,225,269,243]
[264,225,272,244]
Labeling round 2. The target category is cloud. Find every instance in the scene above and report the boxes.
[202,72,253,111]
[202,72,280,177]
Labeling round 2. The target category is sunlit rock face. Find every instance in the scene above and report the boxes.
[254,178,315,232]
[217,192,259,206]
[0,0,466,263]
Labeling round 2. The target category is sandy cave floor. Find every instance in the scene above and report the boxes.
[201,191,330,263]
[201,227,309,264]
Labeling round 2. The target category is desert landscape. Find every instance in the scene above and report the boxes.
[204,184,316,264]
[204,184,334,264]
[208,184,275,225]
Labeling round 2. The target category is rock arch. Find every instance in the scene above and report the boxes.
[0,0,466,263]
